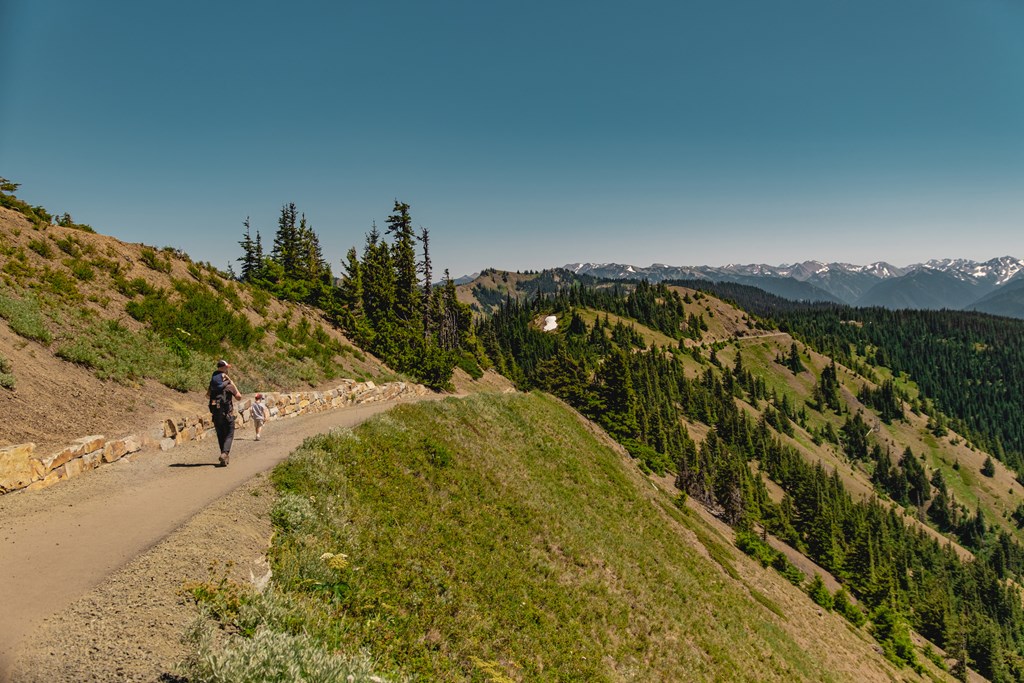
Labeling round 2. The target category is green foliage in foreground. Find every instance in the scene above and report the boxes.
[192,393,849,682]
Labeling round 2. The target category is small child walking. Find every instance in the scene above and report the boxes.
[251,393,267,441]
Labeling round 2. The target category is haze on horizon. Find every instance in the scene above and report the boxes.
[2,1,1022,279]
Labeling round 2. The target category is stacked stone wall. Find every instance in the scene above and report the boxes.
[0,380,430,495]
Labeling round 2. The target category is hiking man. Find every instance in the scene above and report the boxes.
[208,359,242,466]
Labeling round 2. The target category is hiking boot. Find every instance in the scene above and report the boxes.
[219,453,230,466]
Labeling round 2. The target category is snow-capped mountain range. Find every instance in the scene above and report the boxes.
[563,256,1024,316]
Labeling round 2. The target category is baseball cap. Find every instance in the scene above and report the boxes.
[216,359,231,368]
[255,393,263,399]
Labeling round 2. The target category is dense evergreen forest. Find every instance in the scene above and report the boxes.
[235,201,483,389]
[477,280,1024,681]
[666,279,1024,475]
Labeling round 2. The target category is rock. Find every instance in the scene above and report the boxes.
[124,435,143,454]
[0,443,38,492]
[64,458,87,479]
[102,439,130,463]
[25,468,65,492]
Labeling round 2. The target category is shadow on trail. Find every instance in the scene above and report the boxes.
[168,463,219,468]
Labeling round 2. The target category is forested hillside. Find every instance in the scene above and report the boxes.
[667,279,1024,474]
[474,276,1024,681]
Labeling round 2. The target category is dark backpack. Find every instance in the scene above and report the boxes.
[208,373,234,418]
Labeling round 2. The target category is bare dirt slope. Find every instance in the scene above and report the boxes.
[0,396,438,683]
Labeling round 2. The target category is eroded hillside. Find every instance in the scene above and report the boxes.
[0,206,389,451]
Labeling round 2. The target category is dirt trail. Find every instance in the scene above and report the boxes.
[0,397,432,682]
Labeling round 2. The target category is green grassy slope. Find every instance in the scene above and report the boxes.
[188,393,935,682]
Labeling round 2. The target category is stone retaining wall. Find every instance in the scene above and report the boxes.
[0,379,430,495]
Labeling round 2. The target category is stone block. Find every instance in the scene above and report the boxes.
[102,438,129,463]
[124,435,143,454]
[0,443,38,492]
[159,437,176,452]
[163,419,177,438]
[42,443,83,473]
[64,458,87,479]
[25,468,65,492]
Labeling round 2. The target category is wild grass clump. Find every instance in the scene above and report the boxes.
[0,291,53,343]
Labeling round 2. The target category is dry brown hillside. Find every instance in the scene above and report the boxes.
[0,206,394,453]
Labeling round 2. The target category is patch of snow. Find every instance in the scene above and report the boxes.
[543,315,558,332]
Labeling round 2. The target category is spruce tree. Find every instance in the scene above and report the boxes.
[272,202,299,276]
[385,200,420,326]
[237,216,258,282]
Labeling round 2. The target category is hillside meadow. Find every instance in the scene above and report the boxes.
[183,393,936,682]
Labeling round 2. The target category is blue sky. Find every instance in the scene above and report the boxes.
[2,0,1022,278]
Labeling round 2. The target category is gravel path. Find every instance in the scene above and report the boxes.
[0,398,431,682]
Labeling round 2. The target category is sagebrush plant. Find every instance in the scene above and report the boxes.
[269,492,318,534]
[178,620,394,683]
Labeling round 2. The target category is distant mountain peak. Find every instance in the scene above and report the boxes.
[562,257,1024,316]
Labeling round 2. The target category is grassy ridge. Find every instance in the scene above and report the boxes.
[187,393,905,681]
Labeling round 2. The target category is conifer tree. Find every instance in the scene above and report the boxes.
[982,455,996,478]
[338,246,364,334]
[361,223,396,332]
[385,200,420,326]
[237,216,258,282]
[786,342,806,374]
[419,226,434,338]
[272,202,300,276]
[596,345,639,441]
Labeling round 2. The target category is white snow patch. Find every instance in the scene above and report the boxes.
[543,315,558,332]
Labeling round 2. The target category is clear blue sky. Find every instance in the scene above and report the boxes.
[2,0,1022,278]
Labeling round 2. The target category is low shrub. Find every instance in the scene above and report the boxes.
[139,246,172,273]
[55,318,207,389]
[27,238,54,259]
[0,354,13,389]
[42,268,83,300]
[0,292,53,343]
[66,258,95,281]
[127,280,262,354]
[179,620,392,683]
